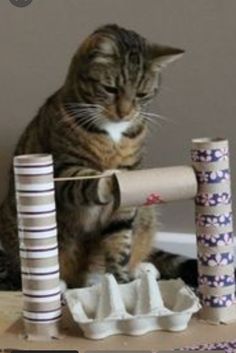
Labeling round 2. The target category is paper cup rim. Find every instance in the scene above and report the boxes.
[192,137,228,149]
[192,137,227,144]
[14,154,52,165]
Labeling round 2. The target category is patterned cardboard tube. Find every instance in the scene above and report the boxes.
[114,166,197,207]
[14,154,61,340]
[192,138,236,323]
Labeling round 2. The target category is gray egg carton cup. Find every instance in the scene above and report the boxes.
[65,272,201,340]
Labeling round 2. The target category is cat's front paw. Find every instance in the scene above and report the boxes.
[134,262,160,279]
[85,273,104,287]
[97,176,114,204]
[96,173,120,207]
[84,170,119,207]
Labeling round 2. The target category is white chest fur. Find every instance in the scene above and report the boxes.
[101,121,133,143]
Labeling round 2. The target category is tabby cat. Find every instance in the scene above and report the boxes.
[0,24,197,290]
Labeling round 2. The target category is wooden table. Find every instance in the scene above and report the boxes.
[1,292,236,352]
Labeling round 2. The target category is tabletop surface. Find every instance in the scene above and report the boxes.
[1,291,236,352]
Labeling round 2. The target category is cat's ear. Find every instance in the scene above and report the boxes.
[92,37,117,65]
[79,33,116,65]
[148,44,185,71]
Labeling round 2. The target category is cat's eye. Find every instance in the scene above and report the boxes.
[103,85,118,95]
[136,92,148,99]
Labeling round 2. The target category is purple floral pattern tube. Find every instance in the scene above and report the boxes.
[192,138,235,322]
[199,274,235,287]
[176,339,236,353]
[199,293,234,308]
[197,232,233,247]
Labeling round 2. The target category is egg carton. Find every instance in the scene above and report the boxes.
[65,271,201,340]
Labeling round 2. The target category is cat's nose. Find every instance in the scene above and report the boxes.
[116,98,133,119]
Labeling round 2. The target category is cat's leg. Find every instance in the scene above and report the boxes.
[55,165,118,287]
[59,239,88,288]
[84,232,132,286]
[59,234,106,288]
[99,206,139,283]
[128,206,197,286]
[84,249,106,287]
[102,229,133,283]
[101,206,157,283]
[128,206,158,278]
[55,164,117,210]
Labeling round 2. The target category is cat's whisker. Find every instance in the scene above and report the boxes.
[139,111,160,124]
[140,111,172,123]
[65,102,105,111]
[131,115,144,126]
[69,112,95,120]
[65,106,102,114]
[65,102,99,107]
[80,115,101,126]
[74,114,101,126]
[84,118,101,130]
[65,102,101,107]
[58,110,98,128]
[81,117,103,130]
[66,108,104,118]
[64,110,101,122]
[142,116,162,129]
[67,108,104,115]
[77,112,104,129]
[61,103,108,130]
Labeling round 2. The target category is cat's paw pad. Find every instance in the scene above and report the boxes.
[134,262,160,279]
[85,273,104,287]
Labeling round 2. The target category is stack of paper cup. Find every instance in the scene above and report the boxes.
[192,138,236,323]
[14,154,61,340]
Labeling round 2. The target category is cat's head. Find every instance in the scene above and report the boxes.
[65,24,184,123]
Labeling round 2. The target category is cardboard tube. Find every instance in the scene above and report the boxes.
[192,138,235,323]
[114,166,197,208]
[14,154,61,340]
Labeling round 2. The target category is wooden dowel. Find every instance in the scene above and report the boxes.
[54,170,116,182]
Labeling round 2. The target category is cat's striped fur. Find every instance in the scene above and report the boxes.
[0,24,197,290]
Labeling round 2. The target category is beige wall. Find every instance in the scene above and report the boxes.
[0,0,236,233]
